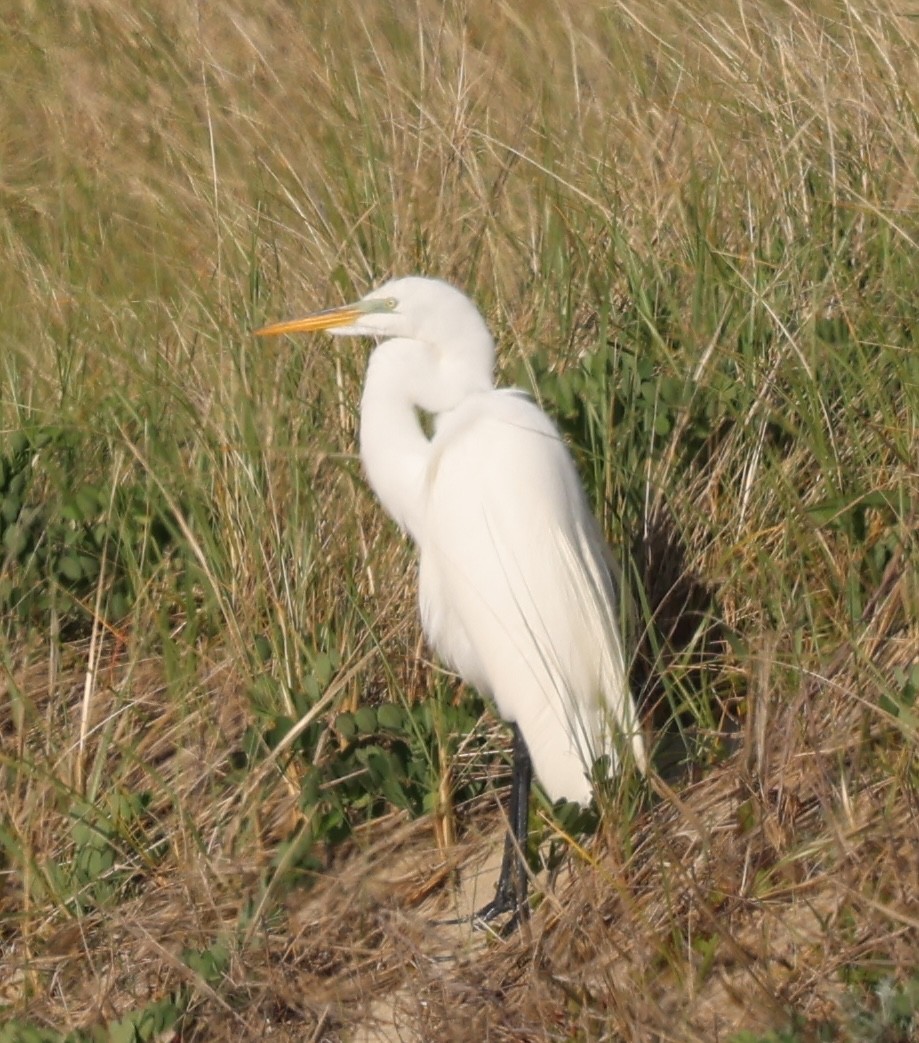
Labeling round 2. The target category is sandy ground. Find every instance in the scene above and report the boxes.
[348,833,507,1043]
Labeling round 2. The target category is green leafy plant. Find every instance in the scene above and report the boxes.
[0,425,182,630]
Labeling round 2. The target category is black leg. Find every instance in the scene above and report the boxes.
[474,724,532,929]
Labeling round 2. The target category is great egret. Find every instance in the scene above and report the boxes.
[256,276,646,924]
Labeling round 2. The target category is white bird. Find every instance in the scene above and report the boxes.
[256,276,646,923]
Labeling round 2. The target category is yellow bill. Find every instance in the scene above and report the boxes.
[254,303,366,338]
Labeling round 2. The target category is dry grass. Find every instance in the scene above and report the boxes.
[2,0,918,1040]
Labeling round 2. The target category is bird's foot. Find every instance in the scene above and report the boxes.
[473,890,529,935]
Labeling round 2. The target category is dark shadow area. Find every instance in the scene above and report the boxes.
[626,502,736,783]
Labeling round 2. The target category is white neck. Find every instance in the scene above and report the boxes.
[358,335,494,543]
[358,341,431,542]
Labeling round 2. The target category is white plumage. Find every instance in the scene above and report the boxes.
[418,387,644,802]
[256,275,646,920]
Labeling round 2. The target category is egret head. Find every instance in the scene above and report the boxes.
[255,276,495,359]
[256,275,497,420]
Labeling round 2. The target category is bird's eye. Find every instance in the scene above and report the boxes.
[382,297,398,311]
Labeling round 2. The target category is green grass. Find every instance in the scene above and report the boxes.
[2,0,918,1039]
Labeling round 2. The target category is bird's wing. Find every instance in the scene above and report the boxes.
[419,390,645,804]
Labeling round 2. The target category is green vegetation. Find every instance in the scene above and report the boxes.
[1,0,916,1039]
